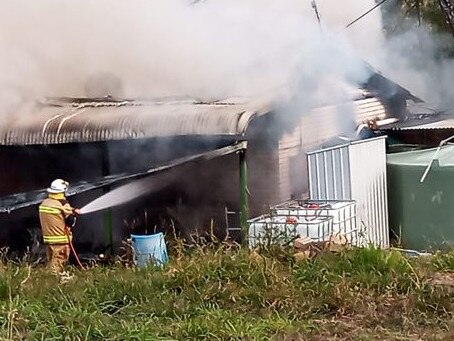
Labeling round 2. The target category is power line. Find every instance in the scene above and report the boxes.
[311,0,322,27]
[346,0,391,28]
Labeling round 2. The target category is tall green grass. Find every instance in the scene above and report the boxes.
[1,246,454,340]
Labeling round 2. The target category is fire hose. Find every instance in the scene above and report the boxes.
[65,215,84,269]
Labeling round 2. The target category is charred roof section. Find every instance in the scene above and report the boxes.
[0,98,271,146]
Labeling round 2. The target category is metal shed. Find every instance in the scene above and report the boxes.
[306,136,389,248]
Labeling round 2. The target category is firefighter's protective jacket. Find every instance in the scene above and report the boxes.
[39,196,75,244]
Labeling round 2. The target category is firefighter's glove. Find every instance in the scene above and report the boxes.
[65,215,77,228]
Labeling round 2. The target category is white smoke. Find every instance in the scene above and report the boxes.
[370,27,454,109]
[0,0,378,120]
[325,0,454,110]
[315,0,386,55]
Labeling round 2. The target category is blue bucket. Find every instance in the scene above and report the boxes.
[131,233,168,268]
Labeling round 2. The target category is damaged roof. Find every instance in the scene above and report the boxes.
[0,98,271,145]
[0,82,405,146]
[382,102,454,131]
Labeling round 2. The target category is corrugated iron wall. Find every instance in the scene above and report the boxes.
[306,137,389,248]
[307,144,351,200]
[349,137,389,248]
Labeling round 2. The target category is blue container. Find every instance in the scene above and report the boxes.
[131,233,168,268]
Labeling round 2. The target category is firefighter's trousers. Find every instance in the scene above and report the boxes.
[46,244,70,274]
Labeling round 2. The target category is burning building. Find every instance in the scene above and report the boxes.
[0,70,416,256]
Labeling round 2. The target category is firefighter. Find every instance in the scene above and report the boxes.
[356,118,382,140]
[38,179,80,278]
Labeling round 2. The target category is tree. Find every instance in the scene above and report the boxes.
[438,0,454,38]
[381,0,451,36]
[380,0,454,57]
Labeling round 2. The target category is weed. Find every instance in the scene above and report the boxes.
[432,250,454,271]
[1,246,454,340]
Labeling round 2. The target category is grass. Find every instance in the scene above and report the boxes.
[2,245,454,340]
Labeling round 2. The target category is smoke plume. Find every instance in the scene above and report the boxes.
[330,0,454,111]
[0,0,379,121]
[369,26,454,110]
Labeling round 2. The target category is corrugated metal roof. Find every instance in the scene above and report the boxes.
[380,101,454,131]
[0,94,389,146]
[382,113,454,131]
[0,99,271,146]
[392,118,454,130]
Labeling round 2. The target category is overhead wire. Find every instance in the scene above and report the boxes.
[346,0,392,28]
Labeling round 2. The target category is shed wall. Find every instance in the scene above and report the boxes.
[306,137,389,248]
[349,138,389,247]
[307,144,351,200]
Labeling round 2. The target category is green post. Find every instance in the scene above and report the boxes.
[102,143,113,253]
[239,147,249,245]
[103,210,113,252]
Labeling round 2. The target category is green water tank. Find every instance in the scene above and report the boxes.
[387,146,454,251]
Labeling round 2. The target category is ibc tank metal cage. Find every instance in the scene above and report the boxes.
[248,199,361,249]
[248,213,334,249]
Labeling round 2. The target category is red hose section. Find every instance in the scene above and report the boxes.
[69,239,84,269]
[65,227,84,269]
